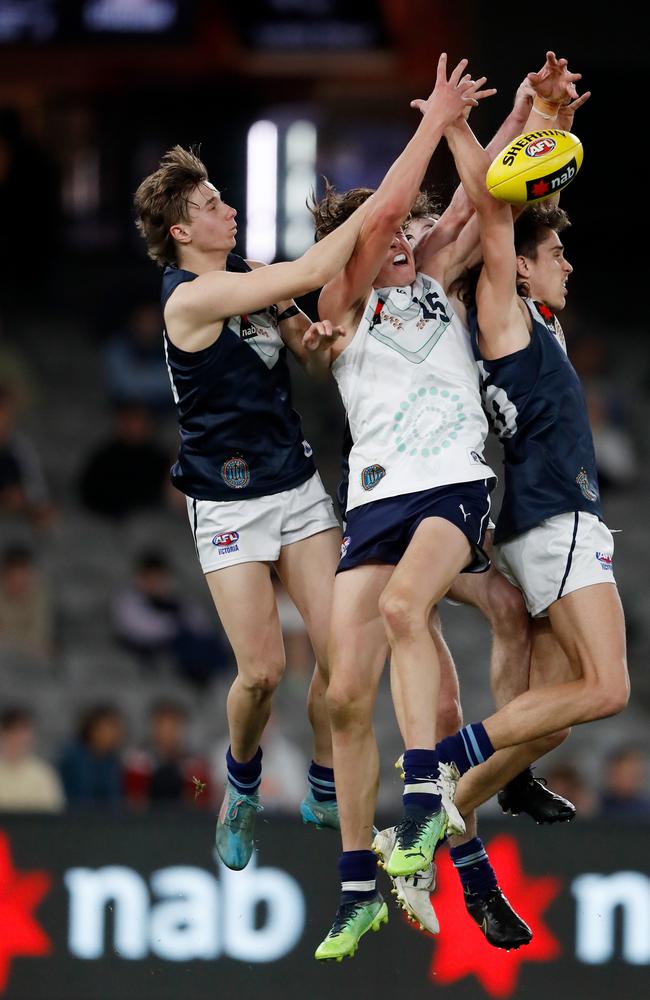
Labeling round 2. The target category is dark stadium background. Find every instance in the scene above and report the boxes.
[0,4,648,999]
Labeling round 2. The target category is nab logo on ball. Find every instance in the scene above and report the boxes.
[526,158,578,200]
[525,137,557,157]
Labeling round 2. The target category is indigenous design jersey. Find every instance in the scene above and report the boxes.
[161,253,315,501]
[469,297,602,544]
[332,272,494,514]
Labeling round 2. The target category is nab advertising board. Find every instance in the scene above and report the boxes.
[1,815,649,999]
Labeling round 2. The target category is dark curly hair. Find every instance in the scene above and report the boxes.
[309,182,444,242]
[309,181,375,242]
[514,204,570,296]
[409,189,444,222]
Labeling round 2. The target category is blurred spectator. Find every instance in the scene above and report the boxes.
[212,719,308,813]
[112,551,231,685]
[272,574,313,677]
[124,700,210,809]
[586,385,638,493]
[0,708,65,812]
[0,545,54,660]
[0,312,37,412]
[59,704,125,807]
[78,403,169,518]
[0,384,55,527]
[103,301,173,413]
[544,762,597,819]
[599,745,650,818]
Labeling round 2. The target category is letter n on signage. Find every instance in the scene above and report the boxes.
[572,872,650,964]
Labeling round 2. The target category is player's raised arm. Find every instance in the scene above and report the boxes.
[444,119,527,357]
[166,194,374,340]
[318,54,494,328]
[416,51,584,285]
[413,75,532,261]
[414,53,577,266]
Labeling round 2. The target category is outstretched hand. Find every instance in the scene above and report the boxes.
[513,76,536,115]
[410,53,496,129]
[302,319,345,353]
[528,50,581,106]
[558,90,591,131]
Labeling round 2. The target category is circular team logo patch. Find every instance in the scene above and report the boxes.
[222,457,250,490]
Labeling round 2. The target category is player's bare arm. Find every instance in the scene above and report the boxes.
[236,266,318,369]
[164,194,373,351]
[416,50,584,303]
[239,274,343,379]
[414,52,578,279]
[270,295,338,377]
[411,75,532,265]
[445,119,529,357]
[318,54,493,349]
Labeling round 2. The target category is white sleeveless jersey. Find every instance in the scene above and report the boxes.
[333,272,495,513]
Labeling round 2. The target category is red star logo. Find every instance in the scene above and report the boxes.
[422,835,561,998]
[531,179,550,197]
[0,832,52,992]
[535,302,554,322]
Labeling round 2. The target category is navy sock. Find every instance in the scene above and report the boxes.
[338,850,377,904]
[435,723,495,777]
[450,837,498,898]
[308,761,336,802]
[226,745,262,795]
[402,748,441,814]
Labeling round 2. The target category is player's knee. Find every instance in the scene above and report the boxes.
[326,678,373,730]
[487,573,528,637]
[436,697,463,740]
[240,658,286,698]
[379,587,421,642]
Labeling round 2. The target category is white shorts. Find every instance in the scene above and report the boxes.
[186,472,340,574]
[493,512,616,618]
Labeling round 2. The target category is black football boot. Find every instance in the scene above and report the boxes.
[498,767,576,824]
[465,887,533,950]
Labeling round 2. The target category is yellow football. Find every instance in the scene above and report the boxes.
[486,129,583,205]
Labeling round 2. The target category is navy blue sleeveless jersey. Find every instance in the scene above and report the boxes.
[469,298,602,544]
[162,253,315,501]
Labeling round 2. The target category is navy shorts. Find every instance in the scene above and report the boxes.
[338,479,495,574]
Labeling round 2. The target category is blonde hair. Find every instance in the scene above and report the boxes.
[134,145,208,267]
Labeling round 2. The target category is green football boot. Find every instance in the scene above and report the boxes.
[315,894,388,962]
[384,807,448,878]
